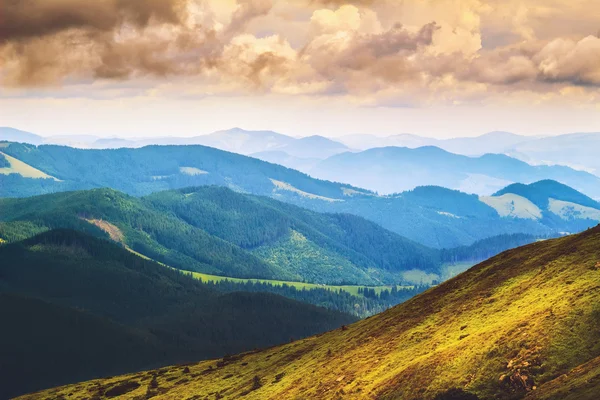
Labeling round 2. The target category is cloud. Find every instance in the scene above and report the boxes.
[0,0,274,86]
[0,0,184,42]
[1,0,599,107]
[535,35,600,86]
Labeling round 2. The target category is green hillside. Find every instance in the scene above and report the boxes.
[27,225,600,399]
[495,180,600,209]
[0,142,364,199]
[0,229,354,399]
[145,186,439,281]
[0,152,9,168]
[0,186,440,285]
[322,186,554,248]
[0,188,286,280]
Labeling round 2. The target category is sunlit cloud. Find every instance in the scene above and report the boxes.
[1,0,600,138]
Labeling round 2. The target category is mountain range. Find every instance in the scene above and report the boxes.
[317,181,600,248]
[22,221,600,400]
[5,126,600,178]
[309,146,600,197]
[0,127,349,159]
[337,131,600,176]
[3,128,600,399]
[338,131,534,155]
[2,142,599,250]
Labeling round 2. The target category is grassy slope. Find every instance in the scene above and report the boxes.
[495,180,600,210]
[188,270,411,297]
[24,225,600,400]
[0,151,58,179]
[525,355,600,400]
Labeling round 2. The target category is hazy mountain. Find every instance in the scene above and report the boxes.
[310,146,600,198]
[439,131,534,155]
[250,150,322,172]
[278,135,349,159]
[181,127,296,154]
[338,131,600,178]
[507,132,600,175]
[5,127,600,177]
[337,131,532,154]
[28,225,600,400]
[337,133,435,150]
[90,137,138,148]
[250,136,349,172]
[0,127,44,145]
[43,135,101,148]
[140,130,350,159]
[2,127,352,159]
[0,229,354,399]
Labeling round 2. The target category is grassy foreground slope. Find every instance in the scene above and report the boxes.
[23,225,600,400]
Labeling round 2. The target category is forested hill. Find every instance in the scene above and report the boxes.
[145,186,439,278]
[495,180,600,209]
[0,186,439,285]
[30,225,600,400]
[0,229,355,399]
[0,142,369,199]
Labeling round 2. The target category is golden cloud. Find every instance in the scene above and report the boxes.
[1,0,599,106]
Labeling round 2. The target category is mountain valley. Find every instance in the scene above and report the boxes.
[20,222,600,400]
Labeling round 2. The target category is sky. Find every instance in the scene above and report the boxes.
[1,0,599,139]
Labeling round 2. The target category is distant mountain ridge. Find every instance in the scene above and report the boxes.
[0,127,44,145]
[338,131,600,176]
[4,127,600,176]
[309,146,600,198]
[338,130,532,155]
[309,182,599,248]
[0,127,350,160]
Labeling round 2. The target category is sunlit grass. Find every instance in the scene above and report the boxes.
[0,152,59,180]
[24,228,600,400]
[186,270,412,298]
